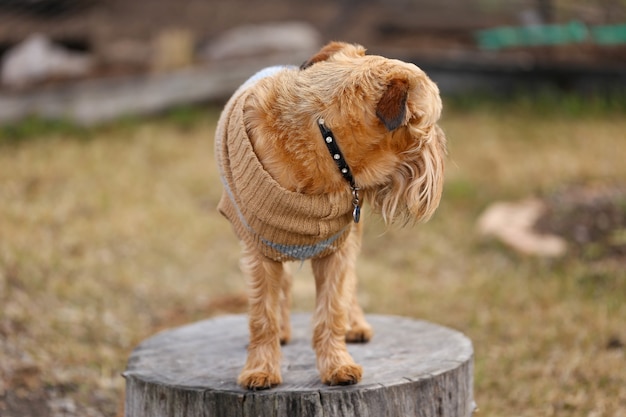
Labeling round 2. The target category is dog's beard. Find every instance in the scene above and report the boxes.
[367,125,446,226]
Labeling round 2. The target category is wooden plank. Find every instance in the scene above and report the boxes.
[123,313,475,417]
[0,52,311,125]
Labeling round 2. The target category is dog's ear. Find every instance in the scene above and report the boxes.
[300,42,364,69]
[376,78,410,131]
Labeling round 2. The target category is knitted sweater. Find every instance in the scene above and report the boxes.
[215,67,353,262]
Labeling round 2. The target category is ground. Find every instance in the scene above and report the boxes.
[536,184,626,262]
[1,98,625,416]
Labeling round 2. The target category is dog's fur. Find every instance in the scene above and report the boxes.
[218,42,446,389]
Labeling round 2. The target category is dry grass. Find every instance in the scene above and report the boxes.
[1,101,625,416]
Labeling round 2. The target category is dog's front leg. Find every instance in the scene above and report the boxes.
[311,226,363,385]
[238,244,284,390]
[343,221,373,344]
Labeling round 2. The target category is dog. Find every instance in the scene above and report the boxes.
[215,41,446,390]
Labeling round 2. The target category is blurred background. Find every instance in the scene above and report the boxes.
[1,0,626,123]
[1,1,625,417]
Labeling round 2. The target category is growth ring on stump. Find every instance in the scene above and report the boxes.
[124,313,475,417]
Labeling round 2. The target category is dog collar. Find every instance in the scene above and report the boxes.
[317,118,361,223]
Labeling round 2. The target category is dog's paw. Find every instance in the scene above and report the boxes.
[345,323,373,343]
[322,363,363,386]
[238,369,282,390]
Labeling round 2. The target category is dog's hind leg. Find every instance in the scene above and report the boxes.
[278,263,292,345]
[311,225,363,386]
[237,244,284,390]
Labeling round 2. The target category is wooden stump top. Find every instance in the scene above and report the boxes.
[124,313,475,417]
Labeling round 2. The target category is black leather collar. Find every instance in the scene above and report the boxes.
[317,118,361,223]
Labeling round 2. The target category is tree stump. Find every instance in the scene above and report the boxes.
[123,313,475,417]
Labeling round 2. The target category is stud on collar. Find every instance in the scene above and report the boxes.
[317,118,361,223]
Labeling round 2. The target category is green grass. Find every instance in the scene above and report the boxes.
[447,90,626,118]
[1,98,625,416]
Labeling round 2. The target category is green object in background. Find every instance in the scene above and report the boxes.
[521,21,587,46]
[475,21,588,49]
[591,23,626,45]
[476,21,592,50]
[476,27,518,50]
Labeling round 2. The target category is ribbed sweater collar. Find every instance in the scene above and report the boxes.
[215,76,353,261]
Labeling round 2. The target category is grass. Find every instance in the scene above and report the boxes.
[1,98,625,416]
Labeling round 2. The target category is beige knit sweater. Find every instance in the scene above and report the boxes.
[215,67,353,262]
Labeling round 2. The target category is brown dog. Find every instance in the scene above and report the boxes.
[215,42,446,390]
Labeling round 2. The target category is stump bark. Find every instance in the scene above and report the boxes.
[123,313,475,417]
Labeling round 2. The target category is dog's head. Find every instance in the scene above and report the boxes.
[300,42,447,225]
